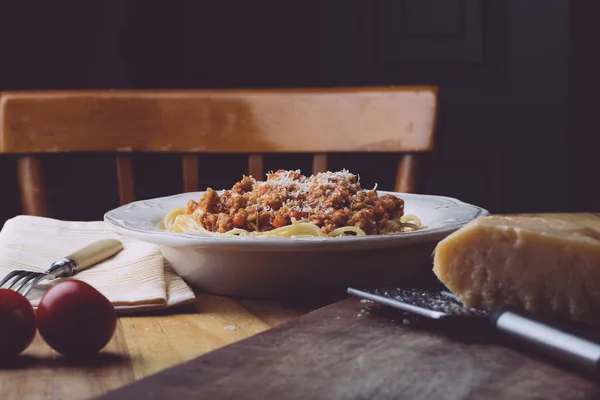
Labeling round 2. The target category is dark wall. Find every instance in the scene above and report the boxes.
[0,1,572,223]
[569,1,600,213]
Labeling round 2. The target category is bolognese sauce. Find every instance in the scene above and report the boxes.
[185,169,406,235]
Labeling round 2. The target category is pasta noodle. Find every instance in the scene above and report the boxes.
[164,207,423,238]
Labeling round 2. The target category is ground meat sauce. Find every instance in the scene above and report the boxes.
[185,170,405,235]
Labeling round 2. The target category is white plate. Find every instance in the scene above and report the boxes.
[104,191,488,249]
[104,191,489,299]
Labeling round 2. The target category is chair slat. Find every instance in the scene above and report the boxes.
[17,156,50,216]
[248,154,264,179]
[0,87,438,154]
[116,154,135,205]
[182,155,200,192]
[394,154,418,193]
[312,154,328,174]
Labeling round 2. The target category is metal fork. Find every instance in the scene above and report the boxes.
[0,239,124,297]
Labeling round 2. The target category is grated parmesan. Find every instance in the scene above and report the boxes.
[252,169,362,214]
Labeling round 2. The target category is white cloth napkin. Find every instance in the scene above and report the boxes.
[0,215,196,312]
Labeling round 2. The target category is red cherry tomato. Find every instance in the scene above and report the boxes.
[37,280,116,357]
[0,288,37,357]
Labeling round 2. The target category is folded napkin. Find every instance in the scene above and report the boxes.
[0,215,196,312]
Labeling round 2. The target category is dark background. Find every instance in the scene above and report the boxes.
[0,1,595,223]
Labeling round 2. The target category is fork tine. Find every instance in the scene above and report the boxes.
[14,272,43,294]
[0,270,23,287]
[7,271,31,290]
[22,273,50,297]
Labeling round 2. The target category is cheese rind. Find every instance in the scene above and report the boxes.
[433,216,600,324]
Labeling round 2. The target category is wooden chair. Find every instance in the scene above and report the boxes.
[0,87,439,217]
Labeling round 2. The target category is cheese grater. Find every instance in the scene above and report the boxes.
[348,287,600,376]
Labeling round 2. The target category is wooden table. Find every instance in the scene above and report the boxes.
[1,213,598,400]
[0,293,315,400]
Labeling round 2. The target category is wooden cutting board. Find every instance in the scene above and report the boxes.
[98,297,600,400]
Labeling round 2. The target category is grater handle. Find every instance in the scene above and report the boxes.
[491,309,600,376]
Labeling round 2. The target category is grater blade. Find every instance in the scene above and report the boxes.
[347,287,489,320]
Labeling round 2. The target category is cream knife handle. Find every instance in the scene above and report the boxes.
[66,239,124,271]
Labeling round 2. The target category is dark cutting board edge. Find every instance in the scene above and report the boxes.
[98,297,600,400]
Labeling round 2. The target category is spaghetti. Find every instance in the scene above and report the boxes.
[163,169,423,238]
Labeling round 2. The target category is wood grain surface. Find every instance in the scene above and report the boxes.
[99,297,600,400]
[0,293,313,400]
[0,87,437,153]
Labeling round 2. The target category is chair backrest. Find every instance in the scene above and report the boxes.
[0,86,439,217]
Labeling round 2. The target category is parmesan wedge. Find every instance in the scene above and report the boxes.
[433,216,600,324]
